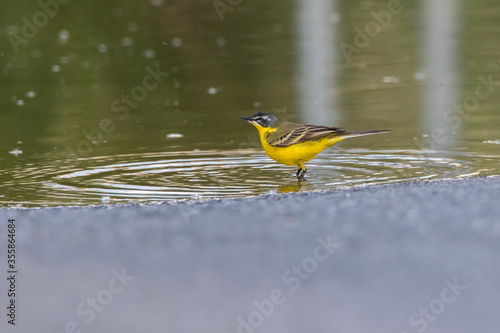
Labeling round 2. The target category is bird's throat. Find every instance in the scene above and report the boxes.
[251,123,277,145]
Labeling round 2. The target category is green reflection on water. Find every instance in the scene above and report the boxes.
[0,0,499,207]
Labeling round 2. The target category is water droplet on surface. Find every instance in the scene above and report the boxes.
[172,38,182,47]
[98,44,108,53]
[128,22,140,32]
[6,25,20,34]
[414,71,426,81]
[142,49,155,58]
[122,37,133,46]
[52,65,61,72]
[166,133,183,139]
[9,149,23,156]
[207,87,218,95]
[58,29,69,44]
[26,91,36,98]
[483,140,500,145]
[382,76,400,84]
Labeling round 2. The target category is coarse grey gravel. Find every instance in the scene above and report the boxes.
[1,176,499,333]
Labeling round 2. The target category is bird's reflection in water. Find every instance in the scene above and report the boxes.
[278,180,308,193]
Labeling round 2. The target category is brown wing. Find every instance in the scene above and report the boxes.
[267,122,345,147]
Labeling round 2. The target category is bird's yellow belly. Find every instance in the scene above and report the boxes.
[261,137,345,167]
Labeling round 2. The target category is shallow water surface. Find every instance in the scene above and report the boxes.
[3,146,498,207]
[1,0,500,207]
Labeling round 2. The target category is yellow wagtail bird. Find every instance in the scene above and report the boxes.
[240,111,390,180]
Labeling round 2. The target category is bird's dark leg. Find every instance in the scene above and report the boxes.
[296,168,302,178]
[298,169,307,181]
[296,162,307,181]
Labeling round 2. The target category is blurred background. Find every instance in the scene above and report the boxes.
[1,0,499,207]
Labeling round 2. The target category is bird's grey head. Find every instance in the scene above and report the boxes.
[240,111,280,128]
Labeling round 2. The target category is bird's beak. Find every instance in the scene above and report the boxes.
[240,116,253,121]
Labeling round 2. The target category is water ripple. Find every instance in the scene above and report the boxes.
[2,149,492,207]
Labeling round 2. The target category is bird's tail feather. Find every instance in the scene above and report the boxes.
[340,129,390,139]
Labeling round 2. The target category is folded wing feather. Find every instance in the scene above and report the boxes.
[267,122,345,147]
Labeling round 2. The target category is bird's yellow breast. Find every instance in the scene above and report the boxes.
[252,123,345,167]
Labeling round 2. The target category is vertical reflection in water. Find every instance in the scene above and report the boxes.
[296,0,339,125]
[421,0,460,150]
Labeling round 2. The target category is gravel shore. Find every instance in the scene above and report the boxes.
[1,176,499,333]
